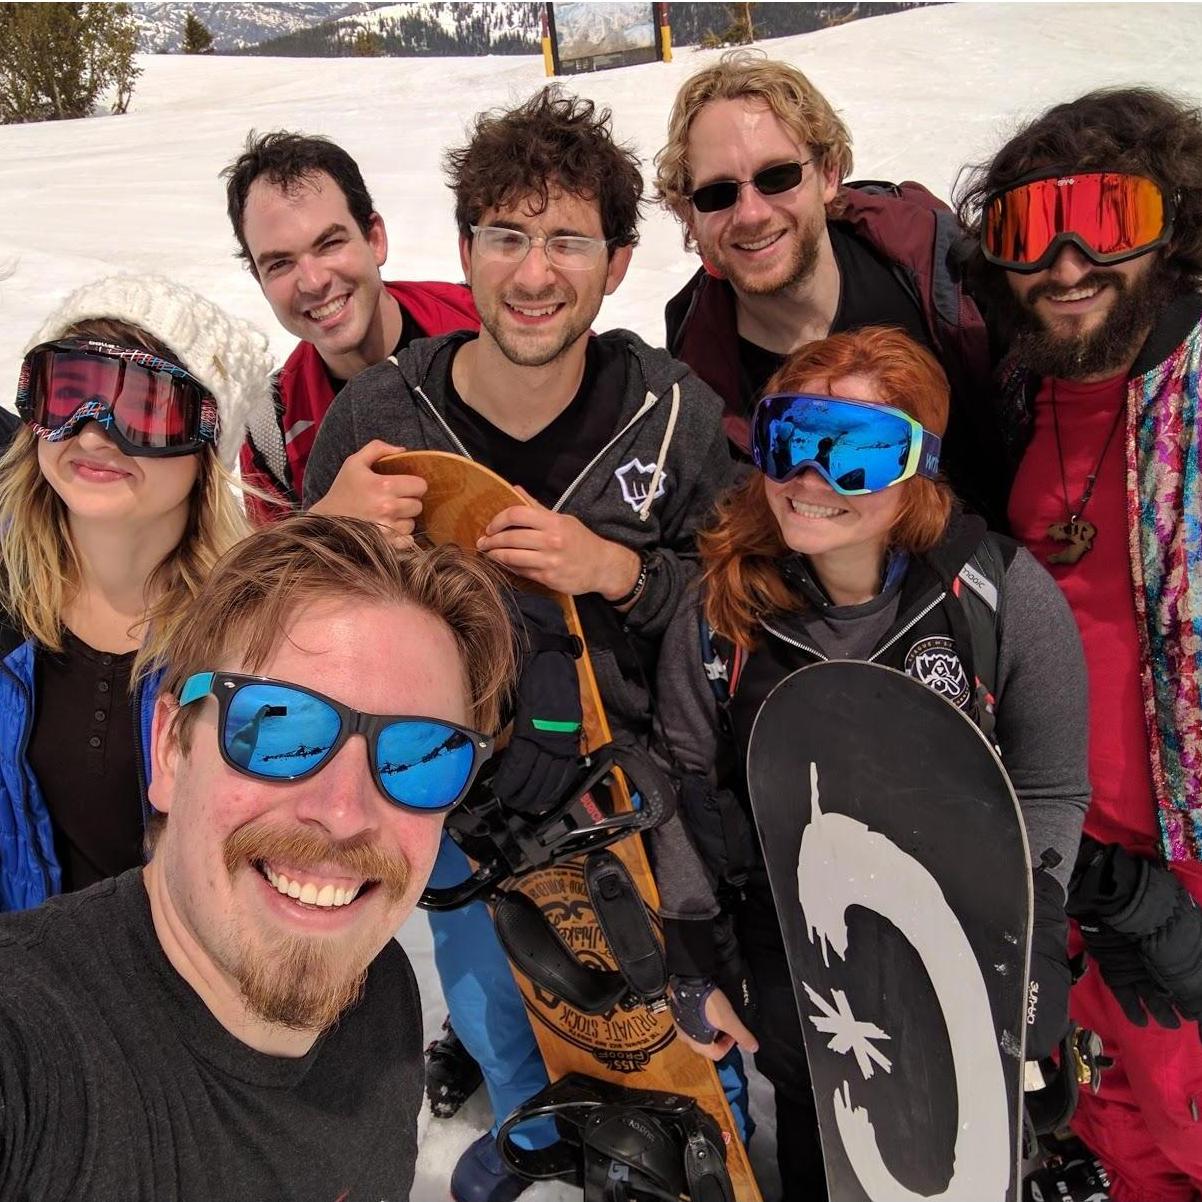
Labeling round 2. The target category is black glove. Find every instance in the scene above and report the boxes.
[677,774,757,892]
[1067,838,1202,1038]
[713,909,758,1030]
[1026,869,1072,1061]
[1074,920,1183,1030]
[491,594,583,815]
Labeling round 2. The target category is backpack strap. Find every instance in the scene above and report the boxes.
[946,533,1017,742]
[698,615,745,718]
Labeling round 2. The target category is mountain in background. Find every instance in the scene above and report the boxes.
[134,2,933,58]
[249,2,543,57]
[134,3,387,53]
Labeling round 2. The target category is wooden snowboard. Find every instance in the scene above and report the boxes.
[378,450,761,1200]
[746,661,1032,1202]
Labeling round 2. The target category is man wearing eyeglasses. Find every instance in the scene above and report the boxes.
[655,50,1006,526]
[222,131,479,519]
[304,86,734,1202]
[957,88,1202,1200]
[0,514,516,1202]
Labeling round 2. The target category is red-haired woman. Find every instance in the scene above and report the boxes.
[650,327,1090,1199]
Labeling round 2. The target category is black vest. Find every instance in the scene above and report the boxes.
[718,518,1014,787]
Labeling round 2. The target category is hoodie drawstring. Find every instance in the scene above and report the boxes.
[639,381,680,523]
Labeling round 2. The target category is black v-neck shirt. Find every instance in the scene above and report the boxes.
[441,336,628,506]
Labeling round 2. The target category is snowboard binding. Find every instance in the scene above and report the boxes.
[1021,1025,1112,1196]
[419,741,675,1015]
[498,1072,735,1202]
[420,739,674,911]
[491,846,669,1015]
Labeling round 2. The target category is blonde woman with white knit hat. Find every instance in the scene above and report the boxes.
[0,274,272,911]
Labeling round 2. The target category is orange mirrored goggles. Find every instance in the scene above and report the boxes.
[981,171,1172,273]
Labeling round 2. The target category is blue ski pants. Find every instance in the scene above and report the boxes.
[428,835,551,1145]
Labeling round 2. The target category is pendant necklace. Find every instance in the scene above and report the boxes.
[1045,384,1126,566]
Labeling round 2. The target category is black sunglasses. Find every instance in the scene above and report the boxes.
[688,160,811,214]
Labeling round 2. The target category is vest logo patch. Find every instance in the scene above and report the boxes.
[614,457,667,511]
[904,636,970,709]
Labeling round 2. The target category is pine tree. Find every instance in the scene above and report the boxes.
[182,12,214,55]
[0,3,141,124]
[351,30,383,57]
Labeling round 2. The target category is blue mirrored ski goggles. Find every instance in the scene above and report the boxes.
[178,672,493,813]
[751,393,942,495]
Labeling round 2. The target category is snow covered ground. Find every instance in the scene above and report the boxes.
[1,3,1200,1198]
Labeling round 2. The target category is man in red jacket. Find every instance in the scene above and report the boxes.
[222,132,479,517]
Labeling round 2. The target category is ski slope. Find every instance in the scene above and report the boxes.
[1,4,1200,1198]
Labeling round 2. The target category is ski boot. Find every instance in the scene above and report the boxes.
[425,1018,483,1119]
[450,1132,530,1202]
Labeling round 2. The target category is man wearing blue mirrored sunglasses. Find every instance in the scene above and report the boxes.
[0,515,516,1202]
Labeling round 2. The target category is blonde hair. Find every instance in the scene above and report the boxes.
[162,515,518,749]
[654,50,854,250]
[0,317,251,680]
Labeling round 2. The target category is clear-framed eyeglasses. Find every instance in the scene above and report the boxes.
[470,224,614,271]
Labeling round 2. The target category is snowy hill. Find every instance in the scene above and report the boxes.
[133,2,384,52]
[276,0,543,56]
[1,4,1200,1197]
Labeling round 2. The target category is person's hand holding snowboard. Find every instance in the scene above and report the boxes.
[669,977,759,1061]
[478,487,644,604]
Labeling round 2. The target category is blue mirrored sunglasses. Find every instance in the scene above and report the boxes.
[178,672,493,813]
[751,393,942,495]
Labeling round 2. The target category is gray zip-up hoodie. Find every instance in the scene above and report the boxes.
[303,329,735,731]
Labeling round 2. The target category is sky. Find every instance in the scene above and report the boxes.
[2,4,1200,1197]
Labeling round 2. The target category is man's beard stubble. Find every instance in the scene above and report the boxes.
[1004,257,1180,380]
[222,823,411,1032]
[704,216,823,297]
[483,284,591,368]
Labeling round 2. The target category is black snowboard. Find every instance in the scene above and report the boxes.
[746,660,1032,1202]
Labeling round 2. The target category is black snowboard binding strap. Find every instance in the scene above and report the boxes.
[420,739,674,912]
[498,1073,735,1202]
[489,850,669,1014]
[1022,1024,1110,1165]
[586,849,669,1005]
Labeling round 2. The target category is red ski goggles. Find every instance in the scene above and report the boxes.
[981,170,1172,273]
[16,338,217,457]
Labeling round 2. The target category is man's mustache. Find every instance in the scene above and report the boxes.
[1023,269,1125,306]
[224,822,411,902]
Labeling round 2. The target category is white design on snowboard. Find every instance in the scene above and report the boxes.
[798,761,1010,1200]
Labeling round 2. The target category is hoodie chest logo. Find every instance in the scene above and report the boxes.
[904,636,970,709]
[614,457,667,512]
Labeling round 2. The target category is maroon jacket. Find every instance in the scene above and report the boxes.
[241,280,479,520]
[665,182,1006,525]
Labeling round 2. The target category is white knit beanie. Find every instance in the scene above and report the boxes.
[27,274,274,471]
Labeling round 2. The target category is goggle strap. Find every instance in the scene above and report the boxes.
[919,430,943,479]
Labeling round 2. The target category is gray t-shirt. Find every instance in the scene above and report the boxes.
[0,870,423,1201]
